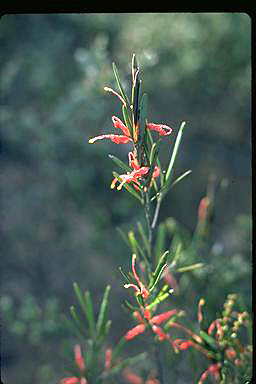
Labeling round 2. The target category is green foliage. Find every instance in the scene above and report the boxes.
[0,13,251,384]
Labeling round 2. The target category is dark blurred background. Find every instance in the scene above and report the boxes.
[0,13,251,384]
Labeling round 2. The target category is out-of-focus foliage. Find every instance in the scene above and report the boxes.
[0,13,251,384]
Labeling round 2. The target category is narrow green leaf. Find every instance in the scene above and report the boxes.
[110,352,147,375]
[154,222,166,260]
[97,319,112,343]
[170,242,183,267]
[165,121,186,189]
[128,230,138,255]
[122,299,138,313]
[199,330,219,351]
[73,282,86,315]
[111,337,127,364]
[61,313,82,339]
[170,169,192,188]
[148,250,169,291]
[122,104,133,136]
[146,291,172,310]
[84,291,96,338]
[103,352,147,378]
[116,227,130,248]
[128,231,150,266]
[137,221,151,257]
[108,154,131,173]
[176,263,204,273]
[149,264,168,292]
[131,53,138,85]
[118,266,132,283]
[112,62,130,107]
[69,305,86,338]
[96,285,111,337]
[138,93,148,145]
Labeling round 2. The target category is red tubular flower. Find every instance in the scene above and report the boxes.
[123,369,160,384]
[123,370,144,384]
[150,310,177,325]
[198,363,221,384]
[173,337,214,359]
[151,325,168,341]
[60,378,80,384]
[128,150,140,170]
[74,344,85,372]
[225,347,236,359]
[124,323,146,340]
[59,345,87,384]
[124,254,149,299]
[174,339,195,350]
[111,150,161,191]
[104,347,112,370]
[89,116,132,144]
[198,197,210,221]
[147,123,172,136]
[111,166,149,191]
[208,319,223,339]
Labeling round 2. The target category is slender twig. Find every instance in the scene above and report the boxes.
[151,195,162,230]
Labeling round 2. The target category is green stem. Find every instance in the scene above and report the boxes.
[143,189,166,384]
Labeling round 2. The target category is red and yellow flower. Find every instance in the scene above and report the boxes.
[111,151,160,191]
[88,116,172,145]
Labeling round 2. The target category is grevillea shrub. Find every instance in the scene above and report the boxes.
[59,55,252,384]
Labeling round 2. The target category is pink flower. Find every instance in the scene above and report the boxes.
[208,319,224,338]
[124,324,146,341]
[124,254,150,299]
[198,197,210,221]
[59,345,87,384]
[74,344,85,372]
[198,363,221,384]
[173,339,195,350]
[150,310,177,325]
[123,369,160,384]
[104,347,112,370]
[123,370,144,384]
[60,378,80,384]
[111,166,149,191]
[151,325,168,341]
[147,122,172,136]
[89,116,132,144]
[124,306,177,342]
[89,117,172,145]
[111,151,160,191]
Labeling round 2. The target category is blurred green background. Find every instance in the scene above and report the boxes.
[0,13,251,383]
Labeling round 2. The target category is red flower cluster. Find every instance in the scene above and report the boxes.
[124,305,177,343]
[89,111,172,191]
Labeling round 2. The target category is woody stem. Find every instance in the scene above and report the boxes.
[144,191,152,257]
[151,196,162,230]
